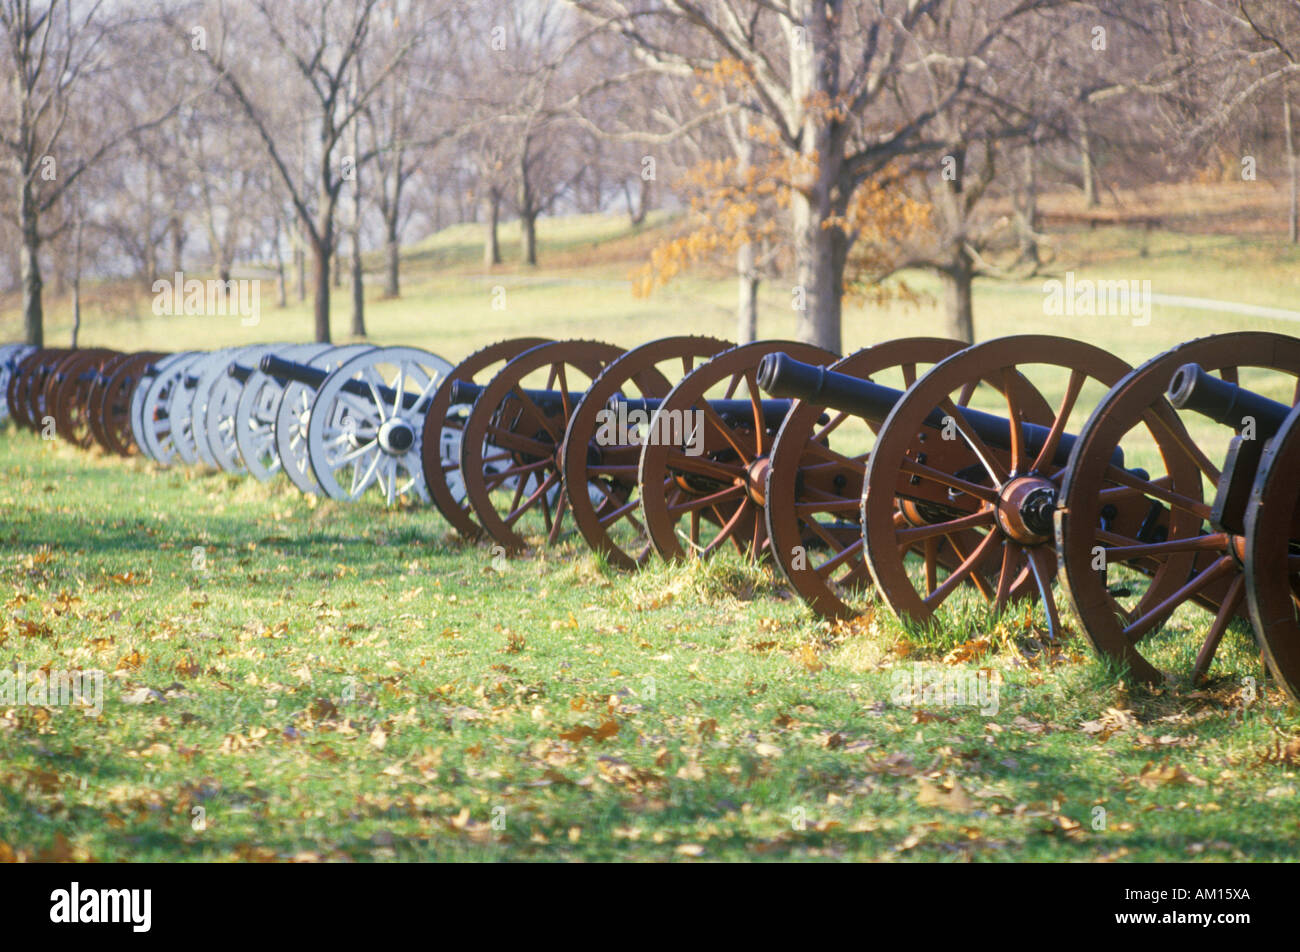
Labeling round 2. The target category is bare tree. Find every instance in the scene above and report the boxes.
[186,0,420,342]
[0,0,177,345]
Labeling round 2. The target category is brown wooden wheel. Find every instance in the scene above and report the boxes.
[421,337,552,539]
[862,336,1132,636]
[1057,332,1300,686]
[9,348,66,431]
[44,349,113,441]
[84,352,135,451]
[1245,401,1300,704]
[763,338,969,620]
[95,352,165,456]
[459,339,625,552]
[562,336,732,569]
[53,350,121,448]
[637,340,838,563]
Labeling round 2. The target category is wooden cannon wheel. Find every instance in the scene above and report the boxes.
[763,337,970,620]
[637,340,838,564]
[862,335,1131,637]
[459,339,626,552]
[1057,332,1300,686]
[52,349,122,448]
[95,352,164,456]
[1245,401,1300,704]
[562,335,733,570]
[420,337,552,539]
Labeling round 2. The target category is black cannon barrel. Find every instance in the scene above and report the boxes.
[258,354,425,412]
[1166,362,1292,439]
[757,352,1104,471]
[607,394,804,429]
[227,363,254,384]
[260,355,329,390]
[447,380,586,412]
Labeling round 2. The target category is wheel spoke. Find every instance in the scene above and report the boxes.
[1030,369,1085,474]
[939,396,1009,486]
[1191,574,1245,682]
[923,529,1002,611]
[1124,555,1236,644]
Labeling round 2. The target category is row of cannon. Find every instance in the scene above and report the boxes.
[2,332,1298,704]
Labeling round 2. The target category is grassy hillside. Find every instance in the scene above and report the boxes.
[5,182,1300,371]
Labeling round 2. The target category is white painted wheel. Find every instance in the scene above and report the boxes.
[306,346,452,504]
[135,352,204,465]
[200,343,294,472]
[234,342,333,482]
[0,345,35,426]
[275,344,375,495]
[170,348,239,465]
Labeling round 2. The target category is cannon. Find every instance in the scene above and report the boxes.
[759,336,1141,637]
[762,338,971,619]
[263,345,452,504]
[1160,359,1300,702]
[1056,331,1300,689]
[633,339,840,565]
[133,351,207,464]
[231,343,336,483]
[559,336,734,567]
[452,339,631,551]
[418,338,554,539]
[91,352,165,457]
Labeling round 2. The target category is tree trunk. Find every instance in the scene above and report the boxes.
[171,217,184,274]
[273,218,287,308]
[350,119,365,337]
[384,212,400,297]
[294,220,307,302]
[1017,139,1040,265]
[791,191,846,352]
[520,211,537,266]
[1286,97,1298,245]
[630,175,651,226]
[144,238,158,293]
[312,232,332,343]
[70,219,83,348]
[351,235,364,337]
[737,241,759,344]
[1079,111,1097,208]
[19,180,44,347]
[333,244,342,289]
[518,146,538,266]
[940,252,975,344]
[483,190,501,266]
[788,9,846,354]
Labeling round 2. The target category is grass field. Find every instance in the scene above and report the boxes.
[3,186,1300,861]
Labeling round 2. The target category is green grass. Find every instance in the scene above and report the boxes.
[2,433,1298,862]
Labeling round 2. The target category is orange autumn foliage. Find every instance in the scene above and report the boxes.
[636,59,931,304]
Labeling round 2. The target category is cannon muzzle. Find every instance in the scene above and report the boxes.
[1166,363,1292,439]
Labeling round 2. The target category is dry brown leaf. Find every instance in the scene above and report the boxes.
[916,777,977,813]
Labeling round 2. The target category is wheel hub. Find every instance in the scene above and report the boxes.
[995,476,1057,544]
[378,418,415,455]
[743,455,770,505]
